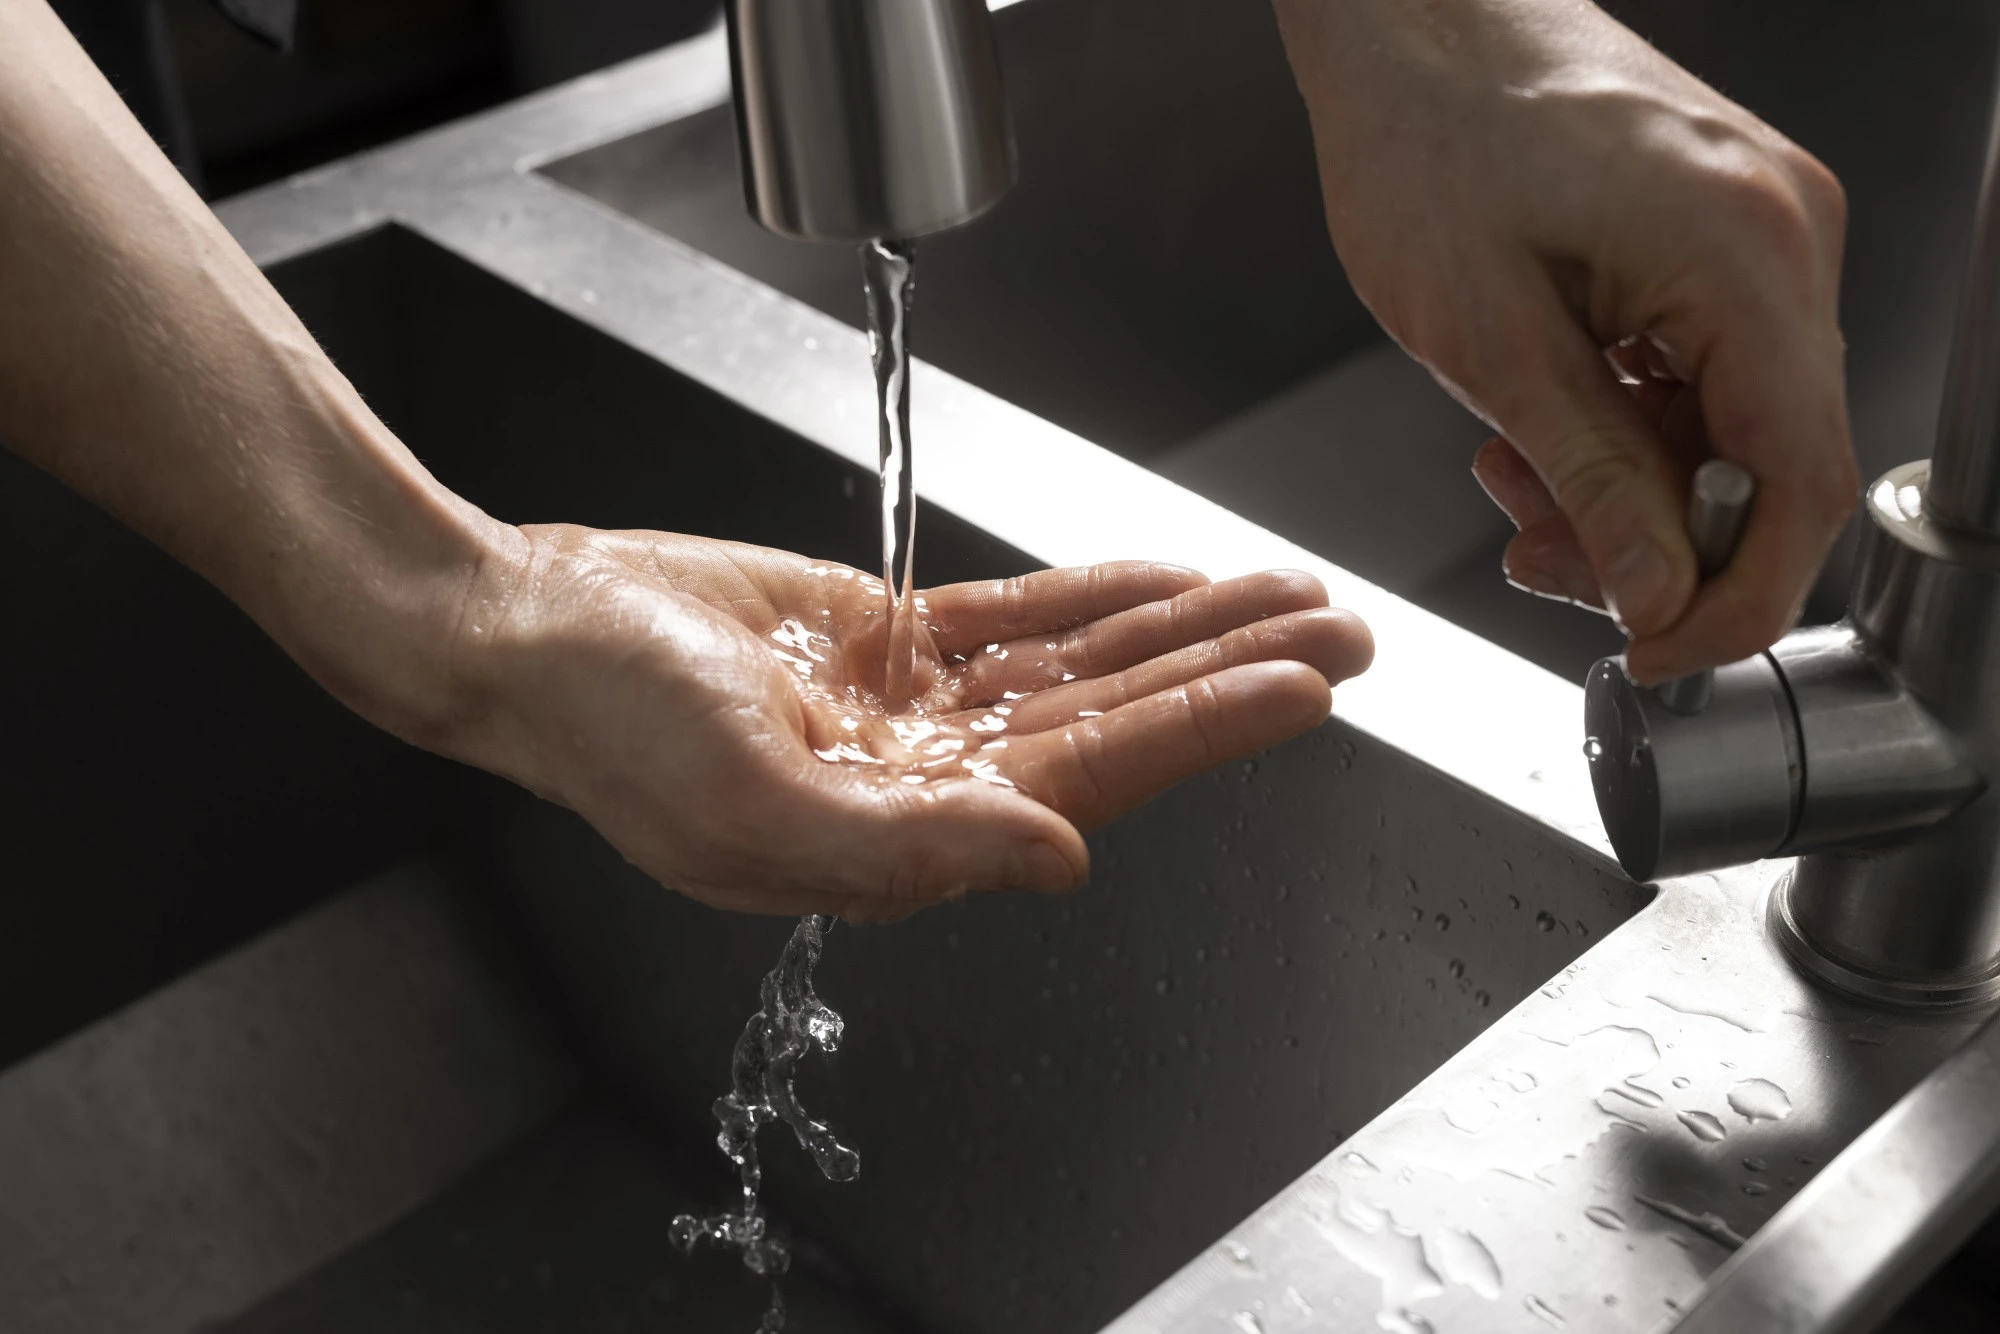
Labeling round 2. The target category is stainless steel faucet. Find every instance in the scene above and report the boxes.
[725,0,1017,242]
[1586,81,2000,1009]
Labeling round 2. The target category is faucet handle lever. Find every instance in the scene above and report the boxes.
[1653,459,1756,714]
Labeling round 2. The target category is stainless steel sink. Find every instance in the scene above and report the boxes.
[6,3,2000,1333]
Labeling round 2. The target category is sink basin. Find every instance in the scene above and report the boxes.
[6,3,2000,1333]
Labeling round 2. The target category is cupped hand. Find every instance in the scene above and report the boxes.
[449,527,1373,919]
[1274,0,1859,682]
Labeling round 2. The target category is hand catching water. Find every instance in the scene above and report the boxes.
[452,525,1372,920]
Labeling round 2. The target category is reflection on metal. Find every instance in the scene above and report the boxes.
[1671,1007,2000,1334]
[726,0,1016,241]
[201,8,2000,1331]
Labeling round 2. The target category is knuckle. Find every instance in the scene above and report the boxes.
[1716,168,1817,257]
[1538,439,1647,526]
[1182,677,1226,759]
[1788,150,1848,235]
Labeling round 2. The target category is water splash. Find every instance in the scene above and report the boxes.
[672,915,858,1329]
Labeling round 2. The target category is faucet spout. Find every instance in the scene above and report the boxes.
[726,0,1018,243]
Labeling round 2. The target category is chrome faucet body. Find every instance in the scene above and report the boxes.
[725,0,1017,243]
[1587,74,2000,1008]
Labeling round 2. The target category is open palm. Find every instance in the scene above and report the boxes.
[459,526,1373,919]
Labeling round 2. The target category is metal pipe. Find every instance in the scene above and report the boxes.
[1928,44,2000,537]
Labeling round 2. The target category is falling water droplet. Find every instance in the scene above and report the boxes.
[1727,1079,1793,1123]
[1678,1110,1728,1142]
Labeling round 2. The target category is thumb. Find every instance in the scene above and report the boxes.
[1452,280,1696,636]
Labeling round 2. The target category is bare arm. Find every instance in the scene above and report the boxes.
[0,0,509,747]
[1274,0,1857,682]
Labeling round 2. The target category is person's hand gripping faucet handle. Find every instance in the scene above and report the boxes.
[1654,461,1758,715]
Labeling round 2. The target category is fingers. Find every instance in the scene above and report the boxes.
[957,569,1330,701]
[677,754,1094,916]
[1503,516,1602,609]
[923,561,1209,656]
[1624,312,1856,682]
[992,606,1373,732]
[1468,275,1699,638]
[996,660,1335,830]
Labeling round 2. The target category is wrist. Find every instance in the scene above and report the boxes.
[233,369,527,762]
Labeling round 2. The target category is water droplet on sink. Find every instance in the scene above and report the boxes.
[1310,1189,1442,1332]
[1742,1157,1768,1172]
[1340,1151,1380,1177]
[1221,1239,1258,1273]
[1678,1110,1727,1142]
[1433,1227,1503,1298]
[1536,911,1557,932]
[1672,1076,1691,1089]
[1448,959,1466,979]
[1727,1079,1793,1123]
[1526,1294,1567,1326]
[1742,1181,1769,1197]
[1285,1286,1314,1317]
[1584,737,1605,762]
[1231,1313,1263,1334]
[1615,1080,1664,1109]
[1585,1205,1626,1231]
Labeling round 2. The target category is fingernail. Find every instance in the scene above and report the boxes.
[1504,552,1599,609]
[1505,558,1564,599]
[1021,843,1080,893]
[1602,538,1677,633]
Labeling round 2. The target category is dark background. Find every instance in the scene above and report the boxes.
[50,0,722,199]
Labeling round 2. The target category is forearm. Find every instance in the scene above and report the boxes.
[0,0,514,747]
